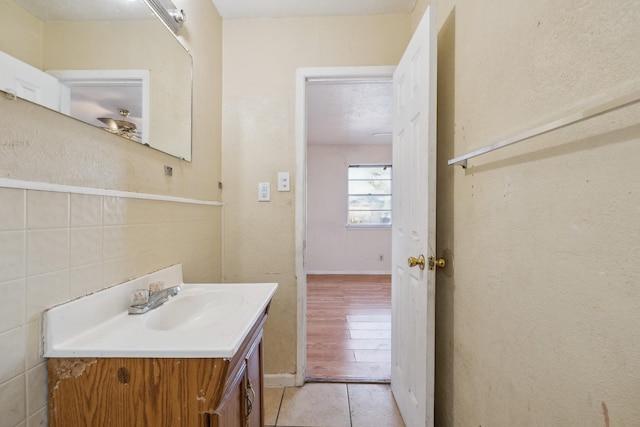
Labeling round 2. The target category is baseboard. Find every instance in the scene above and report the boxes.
[264,373,297,388]
[306,270,391,275]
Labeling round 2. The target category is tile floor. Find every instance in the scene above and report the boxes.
[264,382,405,427]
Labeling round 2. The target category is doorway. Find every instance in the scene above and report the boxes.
[296,8,437,426]
[295,66,396,385]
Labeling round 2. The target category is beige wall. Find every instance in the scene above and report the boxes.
[0,0,43,68]
[1,0,222,199]
[3,0,638,424]
[43,20,192,160]
[0,0,223,424]
[221,15,411,375]
[419,0,640,425]
[223,1,640,423]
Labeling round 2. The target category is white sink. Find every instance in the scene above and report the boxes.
[144,289,244,331]
[43,265,278,358]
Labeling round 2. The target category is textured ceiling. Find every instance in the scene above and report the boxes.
[13,0,155,21]
[14,0,416,21]
[211,0,416,19]
[307,81,393,146]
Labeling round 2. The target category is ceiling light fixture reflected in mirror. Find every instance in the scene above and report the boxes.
[99,108,141,140]
[144,0,186,34]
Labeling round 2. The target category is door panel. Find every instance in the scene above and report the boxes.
[0,51,61,111]
[391,5,437,427]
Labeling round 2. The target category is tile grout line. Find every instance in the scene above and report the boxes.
[274,387,285,427]
[346,383,353,427]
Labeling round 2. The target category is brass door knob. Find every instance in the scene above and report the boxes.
[408,255,426,270]
[428,256,446,270]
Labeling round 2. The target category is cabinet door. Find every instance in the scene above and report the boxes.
[213,363,246,427]
[0,51,61,111]
[245,332,264,427]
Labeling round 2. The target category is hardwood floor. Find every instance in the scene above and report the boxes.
[306,274,391,382]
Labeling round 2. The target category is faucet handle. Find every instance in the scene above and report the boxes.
[131,289,150,306]
[148,281,165,294]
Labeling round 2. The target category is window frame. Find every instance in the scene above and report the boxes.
[346,163,392,229]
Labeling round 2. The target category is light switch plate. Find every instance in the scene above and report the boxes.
[277,172,290,192]
[258,182,271,201]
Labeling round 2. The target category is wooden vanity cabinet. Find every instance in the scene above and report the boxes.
[214,328,263,427]
[245,332,263,427]
[47,306,269,427]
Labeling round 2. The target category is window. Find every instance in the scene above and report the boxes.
[347,164,392,227]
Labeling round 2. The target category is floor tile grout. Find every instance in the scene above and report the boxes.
[266,382,404,427]
[346,383,353,427]
[274,386,285,427]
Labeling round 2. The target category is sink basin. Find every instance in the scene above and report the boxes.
[144,290,244,331]
[43,264,278,358]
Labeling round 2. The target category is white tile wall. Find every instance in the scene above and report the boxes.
[0,326,25,383]
[26,229,69,276]
[0,188,25,231]
[0,231,25,282]
[0,375,26,427]
[26,271,70,323]
[25,320,43,369]
[26,192,68,229]
[69,263,103,299]
[26,363,47,416]
[69,227,102,267]
[0,188,222,426]
[70,193,102,227]
[0,279,25,332]
[27,407,47,427]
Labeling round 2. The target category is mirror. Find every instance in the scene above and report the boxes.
[0,0,192,161]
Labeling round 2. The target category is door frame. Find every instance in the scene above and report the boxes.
[47,69,150,147]
[294,66,396,386]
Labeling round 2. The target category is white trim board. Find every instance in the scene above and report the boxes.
[264,373,297,388]
[0,178,222,206]
[306,270,392,275]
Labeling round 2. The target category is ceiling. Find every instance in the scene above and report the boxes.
[306,80,393,146]
[19,0,416,21]
[211,0,416,19]
[13,0,155,21]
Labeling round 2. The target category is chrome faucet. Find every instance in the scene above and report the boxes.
[128,285,181,314]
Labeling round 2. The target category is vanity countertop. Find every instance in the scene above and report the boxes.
[43,265,277,358]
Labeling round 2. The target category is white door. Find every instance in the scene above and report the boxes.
[391,5,437,427]
[0,51,61,111]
